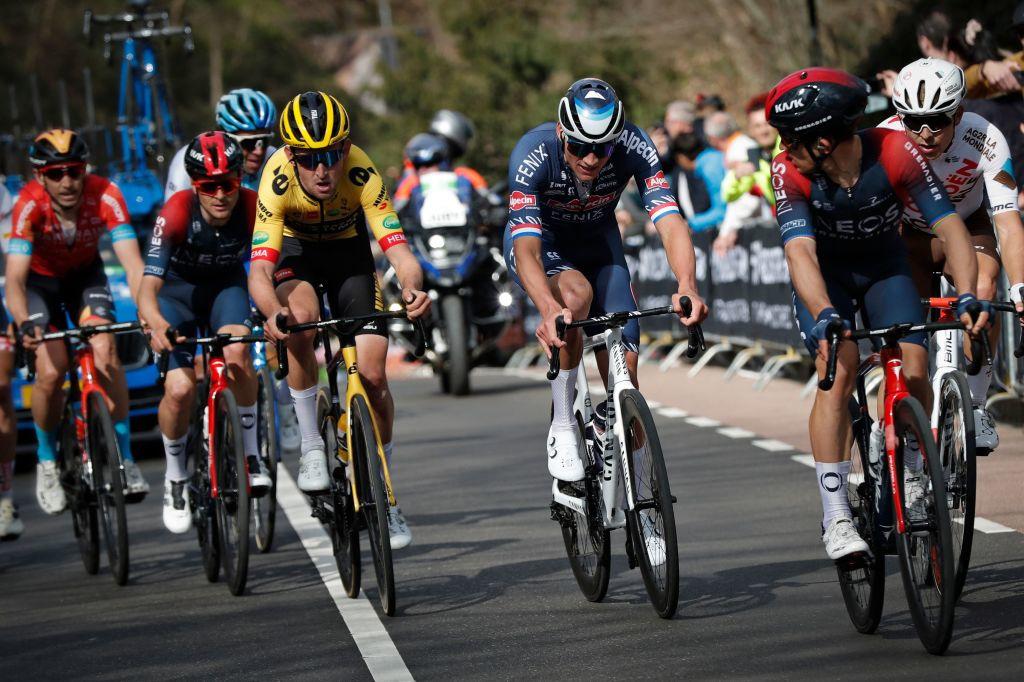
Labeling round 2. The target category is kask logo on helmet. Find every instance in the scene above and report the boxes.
[774,97,805,113]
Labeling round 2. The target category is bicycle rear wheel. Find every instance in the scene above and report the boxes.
[214,389,251,596]
[61,406,98,575]
[319,389,359,598]
[935,371,975,602]
[87,393,130,586]
[351,394,395,616]
[253,365,278,554]
[893,397,956,655]
[837,399,885,634]
[620,389,679,619]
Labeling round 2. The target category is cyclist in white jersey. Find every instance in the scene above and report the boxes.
[879,58,1024,450]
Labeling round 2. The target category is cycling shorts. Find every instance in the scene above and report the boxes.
[792,244,926,354]
[272,236,386,337]
[502,223,640,352]
[158,270,252,370]
[26,258,115,331]
[904,210,1001,297]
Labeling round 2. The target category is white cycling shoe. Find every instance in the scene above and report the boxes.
[822,517,869,561]
[297,449,331,492]
[247,455,272,497]
[0,498,25,540]
[36,461,67,515]
[278,403,301,453]
[973,407,999,452]
[903,473,927,521]
[162,479,192,534]
[388,505,412,550]
[547,425,585,482]
[123,460,150,497]
[639,513,666,567]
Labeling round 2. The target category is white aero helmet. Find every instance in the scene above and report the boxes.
[891,57,965,115]
[557,78,625,144]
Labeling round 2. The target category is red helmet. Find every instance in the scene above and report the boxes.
[765,68,868,141]
[184,131,243,179]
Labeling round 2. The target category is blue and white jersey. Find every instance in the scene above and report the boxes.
[504,122,680,242]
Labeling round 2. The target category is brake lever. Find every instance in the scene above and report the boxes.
[545,316,567,380]
[274,312,289,380]
[817,326,842,392]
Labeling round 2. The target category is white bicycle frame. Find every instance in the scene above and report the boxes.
[930,323,961,430]
[550,327,633,531]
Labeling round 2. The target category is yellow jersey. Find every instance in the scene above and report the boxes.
[250,144,407,264]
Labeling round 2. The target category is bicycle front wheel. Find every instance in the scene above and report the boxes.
[351,394,395,616]
[61,406,99,575]
[87,393,130,586]
[620,389,679,619]
[893,397,956,655]
[253,365,278,553]
[936,371,975,601]
[319,389,359,598]
[214,389,251,596]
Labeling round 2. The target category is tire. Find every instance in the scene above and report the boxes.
[351,394,395,616]
[87,393,130,586]
[935,371,975,602]
[61,406,99,575]
[558,414,610,602]
[193,426,220,583]
[893,397,956,655]
[619,389,679,619]
[441,295,471,396]
[214,389,250,596]
[253,366,279,554]
[837,399,885,634]
[318,389,359,598]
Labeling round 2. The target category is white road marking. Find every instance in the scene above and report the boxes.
[647,400,662,409]
[791,454,816,468]
[684,416,720,427]
[752,439,794,452]
[717,426,755,439]
[277,468,414,682]
[656,407,689,418]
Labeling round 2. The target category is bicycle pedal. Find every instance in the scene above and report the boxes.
[975,447,992,457]
[834,551,871,572]
[124,491,147,504]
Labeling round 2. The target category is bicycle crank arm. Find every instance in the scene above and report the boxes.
[550,479,588,518]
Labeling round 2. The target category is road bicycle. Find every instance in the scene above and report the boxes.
[819,311,984,654]
[276,297,426,617]
[546,302,705,619]
[250,313,279,553]
[24,321,142,586]
[158,330,262,596]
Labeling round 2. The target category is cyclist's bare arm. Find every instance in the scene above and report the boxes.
[111,238,145,304]
[136,275,177,354]
[652,212,707,324]
[382,243,430,319]
[993,210,1024,312]
[784,237,832,319]
[4,253,32,328]
[248,259,287,340]
[932,214,984,332]
[513,235,569,352]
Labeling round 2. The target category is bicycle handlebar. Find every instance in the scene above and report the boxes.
[545,299,706,380]
[155,328,263,386]
[17,321,143,382]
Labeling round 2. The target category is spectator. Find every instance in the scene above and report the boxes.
[722,93,778,208]
[651,100,698,172]
[694,94,725,147]
[962,5,1024,98]
[669,131,725,233]
[704,111,771,255]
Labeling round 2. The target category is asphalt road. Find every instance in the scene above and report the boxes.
[2,371,1022,680]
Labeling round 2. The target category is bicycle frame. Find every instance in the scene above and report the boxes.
[68,343,108,469]
[876,339,911,536]
[204,351,233,499]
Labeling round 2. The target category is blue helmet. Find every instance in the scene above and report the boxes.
[405,133,450,168]
[557,78,625,144]
[216,88,277,133]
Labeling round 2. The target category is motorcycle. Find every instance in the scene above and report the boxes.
[382,171,514,395]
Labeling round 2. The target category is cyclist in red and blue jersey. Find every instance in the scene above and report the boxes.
[137,132,271,534]
[503,78,708,482]
[766,68,987,561]
[6,129,148,514]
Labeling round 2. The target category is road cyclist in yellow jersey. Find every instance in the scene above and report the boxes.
[248,91,430,548]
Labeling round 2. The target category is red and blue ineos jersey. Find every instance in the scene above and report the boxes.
[772,128,956,254]
[505,122,679,242]
[144,188,257,281]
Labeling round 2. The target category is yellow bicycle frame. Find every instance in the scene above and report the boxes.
[337,344,396,510]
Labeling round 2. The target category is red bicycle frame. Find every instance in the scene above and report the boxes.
[205,353,241,499]
[877,342,911,535]
[72,344,109,464]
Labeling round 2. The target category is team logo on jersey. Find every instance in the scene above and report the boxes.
[272,173,289,195]
[349,166,375,186]
[509,191,537,211]
[383,215,400,230]
[645,171,669,190]
[252,231,269,245]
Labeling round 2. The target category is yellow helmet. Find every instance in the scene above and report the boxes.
[279,91,350,149]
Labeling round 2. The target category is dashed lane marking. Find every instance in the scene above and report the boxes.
[752,439,795,452]
[717,426,755,439]
[684,416,721,428]
[656,407,689,418]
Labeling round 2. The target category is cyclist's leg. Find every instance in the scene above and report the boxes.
[0,319,20,538]
[587,254,642,387]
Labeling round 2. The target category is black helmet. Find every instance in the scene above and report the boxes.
[429,110,475,158]
[28,128,89,167]
[765,67,868,142]
[405,133,449,168]
[184,131,244,179]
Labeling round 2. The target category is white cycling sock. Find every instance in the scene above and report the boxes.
[816,460,852,529]
[238,403,258,458]
[965,362,992,408]
[550,367,578,431]
[290,385,324,454]
[162,434,189,482]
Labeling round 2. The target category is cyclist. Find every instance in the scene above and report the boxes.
[138,132,271,534]
[503,77,708,483]
[766,68,986,561]
[249,91,430,549]
[6,129,148,514]
[0,182,22,540]
[398,133,478,223]
[879,57,1024,452]
[394,110,488,207]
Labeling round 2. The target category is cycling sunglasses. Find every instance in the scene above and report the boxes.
[193,176,241,196]
[41,164,85,181]
[562,134,615,159]
[291,147,345,170]
[230,133,273,152]
[900,111,954,134]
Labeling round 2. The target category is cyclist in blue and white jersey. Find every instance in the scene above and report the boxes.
[503,78,708,482]
[878,58,1024,452]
